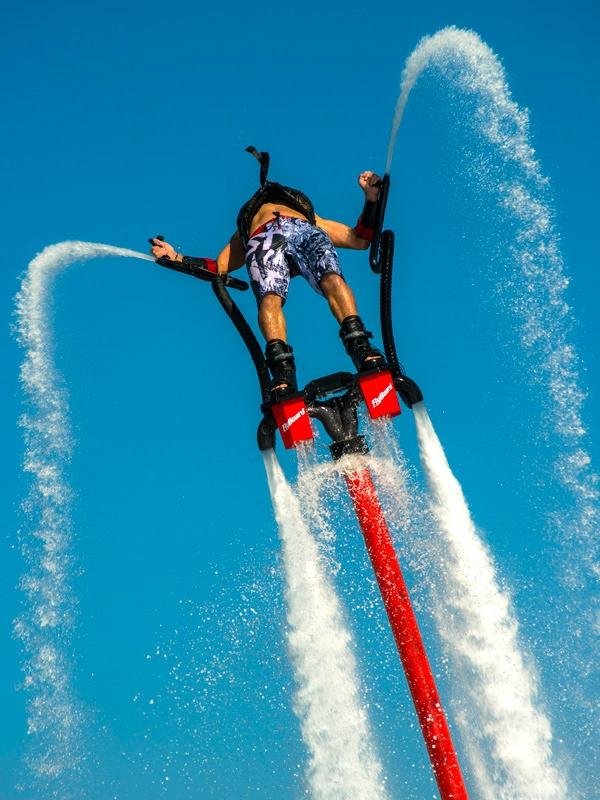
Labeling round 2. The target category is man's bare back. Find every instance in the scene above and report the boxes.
[248,202,308,232]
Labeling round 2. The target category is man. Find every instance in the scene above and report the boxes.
[150,148,385,398]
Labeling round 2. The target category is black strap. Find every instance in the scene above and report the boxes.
[245,145,270,186]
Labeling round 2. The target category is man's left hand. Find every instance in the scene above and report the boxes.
[358,171,381,202]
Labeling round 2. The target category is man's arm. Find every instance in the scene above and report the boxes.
[315,216,371,250]
[216,232,246,272]
[150,232,246,274]
[315,170,381,251]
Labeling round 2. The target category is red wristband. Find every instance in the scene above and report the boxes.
[354,218,375,241]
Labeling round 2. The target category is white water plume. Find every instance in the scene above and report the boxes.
[386,30,597,792]
[386,26,539,175]
[387,27,598,591]
[14,241,152,789]
[413,404,568,800]
[262,450,389,800]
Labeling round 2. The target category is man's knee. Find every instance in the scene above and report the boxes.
[320,272,346,294]
[259,293,284,313]
[258,293,285,325]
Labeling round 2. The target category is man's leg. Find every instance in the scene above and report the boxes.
[246,222,299,397]
[258,293,298,396]
[258,293,287,341]
[320,273,358,322]
[320,273,385,370]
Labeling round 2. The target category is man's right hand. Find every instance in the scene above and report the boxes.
[149,237,178,262]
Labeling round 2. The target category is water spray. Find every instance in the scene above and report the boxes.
[263,450,389,800]
[15,242,152,791]
[384,25,595,795]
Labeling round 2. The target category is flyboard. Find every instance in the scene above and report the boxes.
[152,170,468,800]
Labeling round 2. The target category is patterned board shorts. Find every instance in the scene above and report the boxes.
[245,216,343,305]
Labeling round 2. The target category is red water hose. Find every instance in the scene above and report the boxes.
[344,466,468,800]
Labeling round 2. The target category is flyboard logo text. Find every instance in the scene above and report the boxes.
[282,407,306,432]
[371,383,393,408]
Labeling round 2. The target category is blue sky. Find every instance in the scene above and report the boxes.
[2,1,599,798]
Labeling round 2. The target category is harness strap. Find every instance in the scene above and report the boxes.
[237,147,316,248]
[245,145,270,186]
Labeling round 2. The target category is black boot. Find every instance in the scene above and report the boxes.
[339,316,386,371]
[265,339,298,400]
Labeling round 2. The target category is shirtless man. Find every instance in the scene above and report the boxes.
[150,148,384,397]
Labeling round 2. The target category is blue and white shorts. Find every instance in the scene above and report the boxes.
[245,216,343,305]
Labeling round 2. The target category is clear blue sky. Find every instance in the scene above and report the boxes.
[2,1,598,798]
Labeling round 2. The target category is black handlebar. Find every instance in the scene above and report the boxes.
[148,235,249,291]
[369,173,390,274]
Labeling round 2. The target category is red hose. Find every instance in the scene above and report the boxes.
[344,467,468,800]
